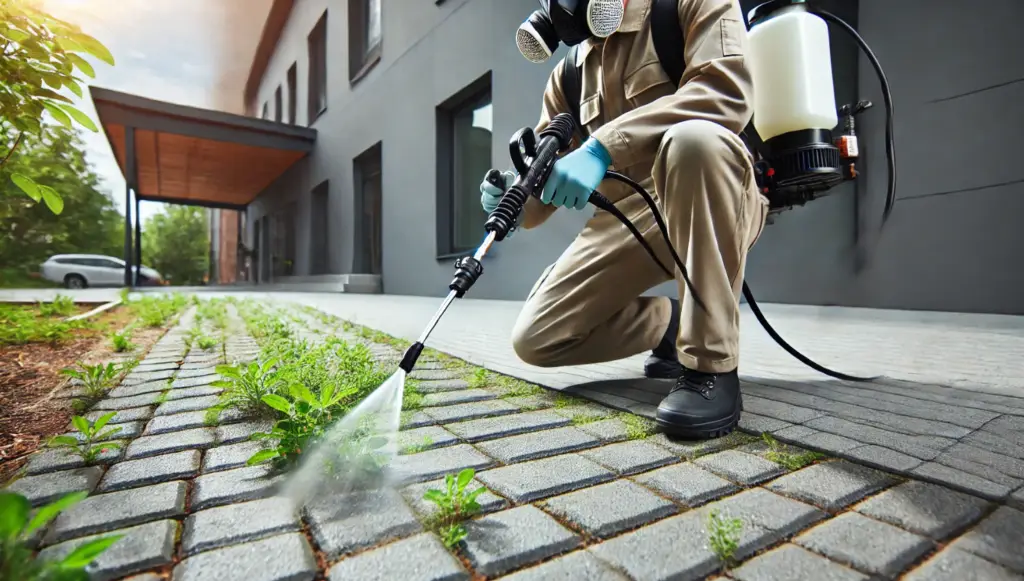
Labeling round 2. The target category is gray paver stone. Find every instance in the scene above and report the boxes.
[693,449,786,485]
[65,420,142,441]
[948,506,1024,573]
[38,520,178,581]
[327,532,469,581]
[647,431,757,460]
[165,385,222,400]
[444,410,569,442]
[203,440,272,472]
[391,443,496,484]
[708,487,828,541]
[24,446,123,475]
[182,497,300,556]
[912,461,1014,500]
[216,419,274,445]
[401,477,508,518]
[122,369,175,384]
[1011,486,1024,511]
[396,425,459,453]
[475,426,600,463]
[498,550,629,581]
[191,464,283,511]
[738,411,793,433]
[575,418,631,442]
[93,392,163,410]
[175,367,217,378]
[587,505,775,580]
[171,375,219,389]
[790,430,862,454]
[125,427,216,459]
[551,402,614,421]
[85,406,153,424]
[99,450,200,492]
[133,362,178,372]
[854,480,991,539]
[463,505,581,578]
[581,440,679,476]
[475,453,615,503]
[45,480,186,544]
[845,444,925,472]
[108,380,170,398]
[541,479,678,538]
[401,411,437,429]
[504,394,557,411]
[144,410,213,434]
[155,394,221,416]
[766,460,898,511]
[305,489,422,559]
[731,544,870,581]
[795,512,933,577]
[417,379,471,393]
[903,547,1024,581]
[423,399,520,423]
[4,466,102,507]
[632,462,739,507]
[410,369,460,380]
[172,532,317,581]
[422,388,496,407]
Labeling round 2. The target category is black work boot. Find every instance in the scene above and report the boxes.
[644,298,683,379]
[656,367,742,439]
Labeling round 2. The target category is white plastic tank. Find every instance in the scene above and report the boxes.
[748,6,838,141]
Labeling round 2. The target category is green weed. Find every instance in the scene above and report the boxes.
[110,329,135,352]
[619,412,657,440]
[0,491,122,580]
[424,468,487,549]
[0,304,80,345]
[761,433,825,470]
[211,358,286,414]
[38,294,75,317]
[554,393,588,408]
[196,335,218,350]
[403,379,425,411]
[569,412,606,426]
[61,361,123,407]
[46,412,123,464]
[401,435,434,455]
[707,509,743,568]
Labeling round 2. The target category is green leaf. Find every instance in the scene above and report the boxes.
[422,489,445,503]
[42,101,73,128]
[40,185,64,214]
[56,103,98,132]
[5,29,29,42]
[60,534,123,568]
[71,416,89,434]
[55,35,85,53]
[246,449,280,466]
[11,173,41,202]
[93,411,116,431]
[48,435,79,447]
[25,491,87,536]
[66,53,95,78]
[66,79,84,98]
[70,31,115,65]
[261,394,292,414]
[0,493,30,539]
[456,468,475,490]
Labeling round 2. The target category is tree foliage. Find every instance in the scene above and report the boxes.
[1,0,115,213]
[0,123,122,285]
[142,205,209,286]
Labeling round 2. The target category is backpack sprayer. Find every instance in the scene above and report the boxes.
[398,0,895,383]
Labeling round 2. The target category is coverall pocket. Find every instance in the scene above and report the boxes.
[748,192,771,250]
[579,92,602,136]
[624,61,675,108]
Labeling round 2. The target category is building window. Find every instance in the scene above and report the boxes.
[286,63,297,124]
[348,0,381,83]
[274,85,282,122]
[307,11,328,124]
[260,102,268,120]
[436,72,492,257]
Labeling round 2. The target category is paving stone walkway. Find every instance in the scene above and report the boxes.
[6,297,1024,580]
[255,292,1024,508]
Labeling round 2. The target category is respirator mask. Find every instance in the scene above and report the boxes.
[516,0,627,63]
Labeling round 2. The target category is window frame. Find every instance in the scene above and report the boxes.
[347,0,382,84]
[435,71,493,260]
[306,11,328,125]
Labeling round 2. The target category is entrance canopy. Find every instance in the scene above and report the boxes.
[90,86,316,209]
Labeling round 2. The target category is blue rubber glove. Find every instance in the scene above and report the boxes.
[541,137,611,210]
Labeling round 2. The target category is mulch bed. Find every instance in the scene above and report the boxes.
[0,306,167,483]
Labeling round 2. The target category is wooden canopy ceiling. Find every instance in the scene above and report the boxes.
[90,86,316,209]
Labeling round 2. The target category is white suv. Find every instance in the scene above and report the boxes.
[40,254,163,289]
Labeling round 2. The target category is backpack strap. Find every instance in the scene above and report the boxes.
[650,0,685,87]
[560,44,584,140]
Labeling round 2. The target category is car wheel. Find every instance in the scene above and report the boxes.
[64,274,87,289]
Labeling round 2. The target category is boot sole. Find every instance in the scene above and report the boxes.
[644,358,683,379]
[655,396,743,440]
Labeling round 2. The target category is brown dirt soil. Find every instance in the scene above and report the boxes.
[0,306,169,484]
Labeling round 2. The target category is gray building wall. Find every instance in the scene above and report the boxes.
[246,0,1024,315]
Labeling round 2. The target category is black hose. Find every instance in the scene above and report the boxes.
[811,8,897,225]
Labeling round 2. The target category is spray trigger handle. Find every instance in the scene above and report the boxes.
[485,169,507,191]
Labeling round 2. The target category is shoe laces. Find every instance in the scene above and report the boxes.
[672,368,718,399]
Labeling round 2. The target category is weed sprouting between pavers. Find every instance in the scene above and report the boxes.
[0,491,121,580]
[110,328,135,352]
[60,361,129,411]
[468,368,544,398]
[706,508,744,570]
[45,412,123,464]
[423,468,487,549]
[761,432,825,470]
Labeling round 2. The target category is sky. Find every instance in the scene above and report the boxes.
[39,0,252,224]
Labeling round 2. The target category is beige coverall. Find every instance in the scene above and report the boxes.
[511,0,769,374]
